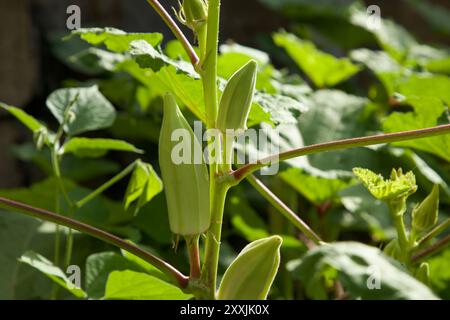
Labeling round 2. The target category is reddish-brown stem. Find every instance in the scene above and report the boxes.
[0,197,189,289]
[145,0,199,66]
[186,236,201,279]
[412,234,450,263]
[232,125,450,181]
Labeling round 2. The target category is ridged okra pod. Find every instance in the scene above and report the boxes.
[159,93,210,236]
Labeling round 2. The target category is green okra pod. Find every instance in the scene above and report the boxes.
[159,93,210,236]
[217,60,258,134]
[217,235,282,300]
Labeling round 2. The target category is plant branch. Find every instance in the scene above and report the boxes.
[417,218,450,246]
[75,160,138,208]
[246,175,323,245]
[145,0,199,66]
[0,197,189,288]
[232,125,450,181]
[412,234,450,263]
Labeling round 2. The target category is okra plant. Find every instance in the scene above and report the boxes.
[0,0,449,300]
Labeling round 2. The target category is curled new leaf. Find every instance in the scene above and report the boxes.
[159,93,210,236]
[353,167,417,202]
[217,236,282,300]
[412,184,439,232]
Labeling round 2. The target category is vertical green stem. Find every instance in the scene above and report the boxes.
[392,213,410,262]
[51,147,75,269]
[51,182,62,300]
[202,0,220,129]
[201,179,229,299]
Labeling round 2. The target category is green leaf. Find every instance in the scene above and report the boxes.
[383,97,450,162]
[428,248,450,299]
[280,168,354,205]
[339,185,395,240]
[253,91,308,126]
[273,32,361,87]
[353,167,417,201]
[124,161,163,215]
[227,191,304,250]
[72,27,163,53]
[129,40,198,77]
[85,251,166,299]
[154,65,206,121]
[350,6,448,68]
[62,138,143,158]
[19,251,86,298]
[288,242,439,299]
[0,104,46,133]
[46,85,116,136]
[104,270,192,300]
[67,47,126,74]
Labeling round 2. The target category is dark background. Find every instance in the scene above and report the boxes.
[0,0,449,188]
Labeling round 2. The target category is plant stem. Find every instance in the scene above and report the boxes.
[393,214,410,261]
[232,125,450,181]
[0,197,189,289]
[186,236,201,279]
[246,174,323,245]
[51,146,76,269]
[417,218,450,246]
[200,179,229,299]
[75,160,138,208]
[202,0,221,129]
[145,0,199,66]
[412,234,450,263]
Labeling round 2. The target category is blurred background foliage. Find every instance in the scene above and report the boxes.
[0,0,449,299]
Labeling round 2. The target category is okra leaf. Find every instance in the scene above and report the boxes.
[288,242,439,300]
[227,191,304,250]
[129,40,198,78]
[124,162,163,215]
[273,32,361,87]
[280,168,354,205]
[19,251,87,298]
[71,27,163,53]
[350,6,448,68]
[253,91,308,126]
[85,251,166,299]
[353,167,417,201]
[428,248,450,299]
[383,97,450,162]
[67,47,126,74]
[104,270,192,300]
[154,66,206,122]
[62,138,143,158]
[0,104,46,133]
[339,184,395,241]
[46,85,116,136]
